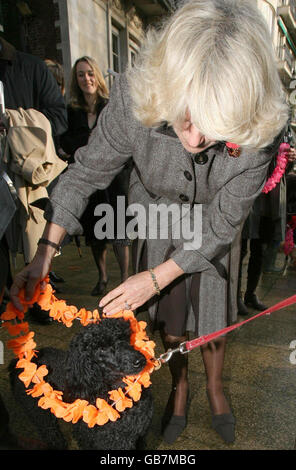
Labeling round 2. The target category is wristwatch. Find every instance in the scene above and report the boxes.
[38,238,61,255]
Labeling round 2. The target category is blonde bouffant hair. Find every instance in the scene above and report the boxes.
[70,56,109,111]
[128,0,289,149]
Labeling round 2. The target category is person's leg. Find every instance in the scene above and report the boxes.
[160,332,189,417]
[112,244,129,282]
[244,238,267,310]
[237,238,249,315]
[201,337,230,415]
[201,337,235,443]
[160,332,190,444]
[90,242,108,295]
[157,270,189,444]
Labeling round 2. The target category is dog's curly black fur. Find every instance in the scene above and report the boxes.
[9,318,153,450]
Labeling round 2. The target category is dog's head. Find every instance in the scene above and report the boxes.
[64,318,147,403]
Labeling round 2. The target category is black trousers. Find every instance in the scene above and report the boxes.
[238,238,264,294]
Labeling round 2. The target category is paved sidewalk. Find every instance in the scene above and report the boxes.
[0,241,295,450]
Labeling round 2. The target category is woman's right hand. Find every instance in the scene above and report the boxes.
[10,252,53,311]
[10,223,67,310]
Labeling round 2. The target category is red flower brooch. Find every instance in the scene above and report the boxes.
[226,142,241,158]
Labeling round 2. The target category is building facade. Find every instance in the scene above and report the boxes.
[0,0,175,91]
[257,0,296,125]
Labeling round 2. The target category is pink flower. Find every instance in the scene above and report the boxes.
[262,143,290,194]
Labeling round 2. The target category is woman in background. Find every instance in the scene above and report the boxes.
[60,56,130,295]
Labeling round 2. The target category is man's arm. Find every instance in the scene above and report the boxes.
[36,60,67,137]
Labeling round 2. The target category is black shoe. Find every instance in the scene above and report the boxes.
[163,415,187,444]
[49,271,65,283]
[211,412,236,444]
[28,304,53,325]
[49,279,62,294]
[206,390,235,443]
[91,278,108,296]
[237,296,249,316]
[244,293,267,311]
[162,390,191,444]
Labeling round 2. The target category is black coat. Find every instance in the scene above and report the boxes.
[60,101,107,164]
[0,38,67,137]
[59,101,132,244]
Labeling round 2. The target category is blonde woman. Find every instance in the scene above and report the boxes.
[12,0,288,447]
[60,56,130,294]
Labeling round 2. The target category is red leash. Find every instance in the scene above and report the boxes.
[185,294,296,351]
[155,294,296,366]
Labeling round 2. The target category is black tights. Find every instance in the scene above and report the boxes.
[91,243,129,283]
[160,332,230,417]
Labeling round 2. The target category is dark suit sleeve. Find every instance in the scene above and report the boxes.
[35,60,67,137]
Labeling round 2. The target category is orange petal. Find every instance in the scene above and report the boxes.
[96,411,109,426]
[138,371,151,388]
[9,339,37,358]
[0,302,25,321]
[62,306,78,327]
[37,284,54,310]
[122,311,135,321]
[96,398,120,422]
[49,300,68,321]
[79,308,92,326]
[69,400,89,424]
[18,362,37,388]
[123,378,142,402]
[109,388,133,412]
[7,332,36,356]
[27,382,53,397]
[38,396,67,418]
[2,321,29,336]
[61,399,87,423]
[92,309,101,323]
[16,358,31,369]
[83,405,99,428]
[32,365,48,383]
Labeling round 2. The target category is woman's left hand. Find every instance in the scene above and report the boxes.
[99,271,155,315]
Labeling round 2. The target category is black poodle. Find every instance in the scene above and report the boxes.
[9,317,153,450]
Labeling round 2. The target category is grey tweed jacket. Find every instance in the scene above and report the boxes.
[46,74,276,335]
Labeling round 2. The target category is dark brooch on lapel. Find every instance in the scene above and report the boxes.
[226,142,241,158]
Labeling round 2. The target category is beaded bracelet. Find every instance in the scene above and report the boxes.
[149,268,160,296]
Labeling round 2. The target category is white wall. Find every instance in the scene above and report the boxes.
[68,0,108,68]
[61,0,109,90]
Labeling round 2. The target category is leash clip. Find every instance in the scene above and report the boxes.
[155,341,189,369]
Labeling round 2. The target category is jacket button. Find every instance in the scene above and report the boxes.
[179,194,189,202]
[194,153,208,165]
[184,170,192,181]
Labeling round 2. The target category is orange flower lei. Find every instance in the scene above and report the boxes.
[1,280,156,428]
